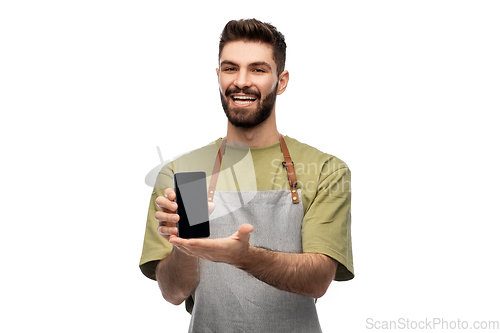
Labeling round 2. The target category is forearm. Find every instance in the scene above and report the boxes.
[156,247,199,305]
[235,246,338,298]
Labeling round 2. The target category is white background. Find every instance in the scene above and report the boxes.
[1,1,499,332]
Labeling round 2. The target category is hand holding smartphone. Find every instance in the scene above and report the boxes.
[173,171,210,238]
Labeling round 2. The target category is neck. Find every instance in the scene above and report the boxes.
[226,111,280,148]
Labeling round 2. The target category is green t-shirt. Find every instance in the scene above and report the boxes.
[140,136,354,282]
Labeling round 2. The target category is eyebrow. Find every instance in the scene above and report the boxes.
[220,60,273,70]
[250,61,273,70]
[220,60,239,67]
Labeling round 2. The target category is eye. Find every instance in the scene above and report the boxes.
[253,68,265,73]
[223,67,236,72]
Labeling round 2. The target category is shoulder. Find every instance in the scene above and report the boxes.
[285,136,349,175]
[154,138,223,188]
[158,138,223,174]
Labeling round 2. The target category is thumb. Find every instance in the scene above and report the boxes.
[208,202,216,215]
[237,223,254,242]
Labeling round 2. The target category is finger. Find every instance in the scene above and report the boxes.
[158,219,178,227]
[236,223,254,242]
[164,188,176,201]
[155,211,180,224]
[156,195,177,212]
[157,225,178,237]
[157,227,171,241]
[171,237,211,248]
[168,236,184,247]
[208,202,215,215]
[169,236,201,249]
[168,235,189,247]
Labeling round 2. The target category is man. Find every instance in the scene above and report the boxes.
[140,19,354,332]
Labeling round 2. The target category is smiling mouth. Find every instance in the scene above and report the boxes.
[231,95,257,106]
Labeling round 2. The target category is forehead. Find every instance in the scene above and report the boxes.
[219,41,276,69]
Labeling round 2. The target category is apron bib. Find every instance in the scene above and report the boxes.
[188,136,322,333]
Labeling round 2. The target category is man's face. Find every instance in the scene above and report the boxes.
[217,41,282,128]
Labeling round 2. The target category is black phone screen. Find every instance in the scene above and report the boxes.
[174,171,210,238]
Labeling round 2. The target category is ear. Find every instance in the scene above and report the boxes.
[216,67,220,80]
[277,70,289,95]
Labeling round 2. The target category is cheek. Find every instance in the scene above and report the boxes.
[219,75,234,91]
[219,77,231,94]
[260,80,278,95]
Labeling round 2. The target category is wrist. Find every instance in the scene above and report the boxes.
[171,246,199,265]
[233,244,260,270]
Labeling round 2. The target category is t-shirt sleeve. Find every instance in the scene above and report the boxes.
[301,158,354,281]
[139,165,175,280]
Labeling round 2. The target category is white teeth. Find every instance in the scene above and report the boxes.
[232,95,256,105]
[233,96,256,100]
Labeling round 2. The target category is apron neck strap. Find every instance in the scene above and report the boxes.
[207,134,299,204]
[280,135,299,203]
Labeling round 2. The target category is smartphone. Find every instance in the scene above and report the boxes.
[173,171,210,238]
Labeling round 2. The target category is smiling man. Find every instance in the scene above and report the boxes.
[218,41,283,129]
[140,19,354,332]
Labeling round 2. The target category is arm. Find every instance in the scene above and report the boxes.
[237,246,338,299]
[169,224,338,299]
[155,247,199,305]
[155,188,200,305]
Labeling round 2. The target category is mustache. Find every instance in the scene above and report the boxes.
[225,87,261,99]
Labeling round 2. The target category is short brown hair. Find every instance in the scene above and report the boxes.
[219,19,287,76]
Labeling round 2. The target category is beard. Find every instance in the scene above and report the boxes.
[220,85,278,128]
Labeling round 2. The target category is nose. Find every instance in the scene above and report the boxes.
[234,70,251,89]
